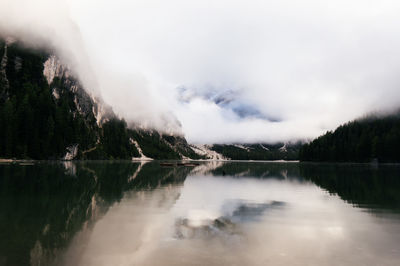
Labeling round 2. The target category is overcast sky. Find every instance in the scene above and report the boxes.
[1,0,400,143]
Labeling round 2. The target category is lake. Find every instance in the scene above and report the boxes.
[1,161,400,266]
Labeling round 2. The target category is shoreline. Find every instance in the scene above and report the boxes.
[1,158,400,166]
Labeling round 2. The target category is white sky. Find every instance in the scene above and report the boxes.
[2,0,400,143]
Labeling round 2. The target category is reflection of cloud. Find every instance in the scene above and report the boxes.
[56,165,400,266]
[229,201,285,222]
[173,200,285,239]
[60,186,184,266]
[174,216,240,240]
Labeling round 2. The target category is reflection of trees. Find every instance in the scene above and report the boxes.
[201,162,400,212]
[0,163,98,266]
[0,162,190,266]
[300,164,400,211]
[3,161,398,265]
[128,162,192,190]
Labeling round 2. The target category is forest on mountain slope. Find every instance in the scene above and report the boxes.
[0,41,138,159]
[299,114,400,163]
[4,39,399,162]
[210,143,301,161]
[0,39,198,160]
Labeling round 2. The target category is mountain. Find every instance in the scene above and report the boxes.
[192,142,301,161]
[0,38,203,160]
[299,114,400,163]
[0,37,301,161]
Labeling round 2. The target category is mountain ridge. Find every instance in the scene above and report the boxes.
[0,38,302,161]
[0,38,205,160]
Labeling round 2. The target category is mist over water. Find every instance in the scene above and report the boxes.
[1,162,400,266]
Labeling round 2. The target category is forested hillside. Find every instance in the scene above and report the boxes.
[210,143,301,161]
[0,38,201,160]
[0,40,93,159]
[299,114,400,163]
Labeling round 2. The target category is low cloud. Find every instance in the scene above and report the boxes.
[2,0,400,143]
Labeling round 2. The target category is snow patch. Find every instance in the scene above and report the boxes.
[279,143,287,152]
[131,139,153,161]
[233,144,251,151]
[259,144,270,151]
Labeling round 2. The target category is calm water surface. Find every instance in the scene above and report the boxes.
[1,161,400,266]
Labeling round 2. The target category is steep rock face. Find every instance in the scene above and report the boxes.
[42,55,113,127]
[43,55,65,85]
[0,37,298,161]
[64,144,79,160]
[41,53,207,160]
[0,39,10,101]
[0,38,202,160]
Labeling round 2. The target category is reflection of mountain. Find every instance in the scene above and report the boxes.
[3,162,399,265]
[0,163,97,266]
[300,164,400,211]
[195,161,301,180]
[228,201,285,223]
[0,162,190,266]
[198,163,400,214]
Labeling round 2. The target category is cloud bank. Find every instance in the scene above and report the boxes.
[2,0,400,143]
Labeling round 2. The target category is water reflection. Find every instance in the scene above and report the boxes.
[0,161,399,266]
[0,162,189,266]
[300,163,400,211]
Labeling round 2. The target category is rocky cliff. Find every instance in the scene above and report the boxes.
[0,38,203,160]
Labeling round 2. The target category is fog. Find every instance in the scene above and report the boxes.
[2,0,400,143]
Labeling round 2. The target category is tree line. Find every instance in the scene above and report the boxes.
[299,114,400,163]
[0,40,188,160]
